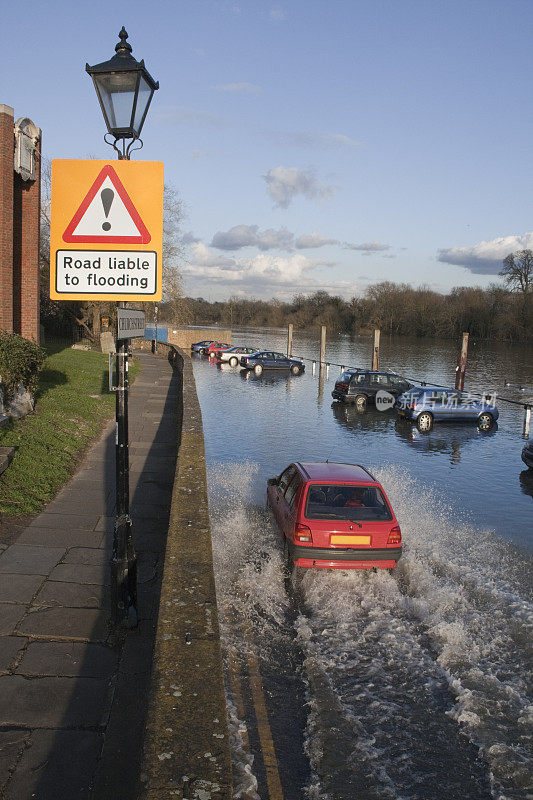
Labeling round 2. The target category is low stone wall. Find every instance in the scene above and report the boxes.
[139,345,232,799]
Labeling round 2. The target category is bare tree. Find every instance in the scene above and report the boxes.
[499,249,533,294]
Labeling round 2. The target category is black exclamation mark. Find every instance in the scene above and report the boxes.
[101,188,114,231]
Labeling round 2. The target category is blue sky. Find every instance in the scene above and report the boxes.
[2,0,532,300]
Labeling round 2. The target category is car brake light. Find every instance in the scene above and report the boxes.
[387,526,401,545]
[295,523,312,543]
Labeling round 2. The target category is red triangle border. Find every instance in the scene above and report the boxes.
[62,165,151,245]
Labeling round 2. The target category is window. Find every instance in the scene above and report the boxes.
[304,484,393,521]
[279,466,296,493]
[284,473,302,506]
[350,373,367,385]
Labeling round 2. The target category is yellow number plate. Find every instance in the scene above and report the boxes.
[331,535,371,545]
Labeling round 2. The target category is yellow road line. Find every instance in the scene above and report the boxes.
[244,632,285,800]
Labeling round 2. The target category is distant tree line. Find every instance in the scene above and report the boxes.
[164,266,532,343]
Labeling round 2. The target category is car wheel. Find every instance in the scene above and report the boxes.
[229,356,238,367]
[478,412,494,431]
[290,363,301,375]
[283,539,294,576]
[353,394,367,412]
[198,348,206,355]
[417,411,433,432]
[254,364,263,375]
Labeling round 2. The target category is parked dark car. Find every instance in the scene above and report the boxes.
[240,351,305,376]
[522,440,533,469]
[395,386,499,431]
[191,340,215,354]
[331,369,412,411]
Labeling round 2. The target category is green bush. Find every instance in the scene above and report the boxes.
[0,332,46,406]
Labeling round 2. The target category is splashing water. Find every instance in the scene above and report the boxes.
[207,461,532,800]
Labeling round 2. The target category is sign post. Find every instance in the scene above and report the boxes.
[51,160,162,627]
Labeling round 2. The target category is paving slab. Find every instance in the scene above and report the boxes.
[0,675,110,727]
[16,641,118,678]
[47,563,110,585]
[17,607,109,640]
[0,636,27,671]
[62,547,109,566]
[3,729,103,800]
[0,729,29,788]
[0,573,43,603]
[0,545,65,575]
[33,581,110,610]
[27,513,100,530]
[14,528,105,548]
[0,604,28,634]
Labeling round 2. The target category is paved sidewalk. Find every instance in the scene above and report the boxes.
[0,351,180,799]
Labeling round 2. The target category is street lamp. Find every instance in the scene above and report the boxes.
[86,28,159,626]
[86,27,159,159]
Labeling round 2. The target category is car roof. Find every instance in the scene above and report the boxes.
[296,462,376,483]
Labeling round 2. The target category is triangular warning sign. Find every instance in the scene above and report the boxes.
[63,165,151,244]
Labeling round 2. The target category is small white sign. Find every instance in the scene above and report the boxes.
[117,308,146,339]
[55,250,157,295]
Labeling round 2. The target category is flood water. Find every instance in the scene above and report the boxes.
[192,328,533,800]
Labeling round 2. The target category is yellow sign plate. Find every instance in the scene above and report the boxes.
[50,159,163,301]
[331,535,371,545]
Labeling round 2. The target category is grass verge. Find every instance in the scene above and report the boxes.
[0,344,140,516]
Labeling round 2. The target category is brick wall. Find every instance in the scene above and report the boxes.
[0,105,14,333]
[13,146,41,342]
[0,105,41,342]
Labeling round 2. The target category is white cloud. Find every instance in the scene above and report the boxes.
[295,231,339,249]
[260,129,360,150]
[189,242,237,269]
[344,241,391,253]
[181,231,201,245]
[263,166,338,208]
[269,6,286,20]
[211,224,294,251]
[437,232,533,275]
[215,82,261,93]
[182,242,360,299]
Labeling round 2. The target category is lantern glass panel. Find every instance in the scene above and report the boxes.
[94,72,139,132]
[133,75,153,132]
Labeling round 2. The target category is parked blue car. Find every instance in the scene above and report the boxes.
[395,386,499,431]
[191,340,215,354]
[240,351,305,376]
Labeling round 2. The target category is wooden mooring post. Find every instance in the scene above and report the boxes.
[372,329,380,370]
[287,323,293,358]
[320,326,326,367]
[455,332,469,391]
[524,405,532,438]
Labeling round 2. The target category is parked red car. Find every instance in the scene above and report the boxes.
[267,462,402,571]
[207,342,231,357]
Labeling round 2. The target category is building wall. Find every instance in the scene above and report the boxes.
[0,105,14,333]
[0,104,41,342]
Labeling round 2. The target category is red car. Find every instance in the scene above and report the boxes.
[267,462,402,571]
[207,342,231,358]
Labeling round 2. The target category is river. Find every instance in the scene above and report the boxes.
[191,328,532,800]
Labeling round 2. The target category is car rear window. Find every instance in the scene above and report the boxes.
[339,371,355,382]
[304,484,393,521]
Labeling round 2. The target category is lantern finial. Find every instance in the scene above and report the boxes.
[115,27,132,56]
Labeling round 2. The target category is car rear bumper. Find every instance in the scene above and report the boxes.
[331,390,348,401]
[288,543,402,569]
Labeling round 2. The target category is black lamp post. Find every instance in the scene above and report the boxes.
[86,27,159,159]
[86,29,158,626]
